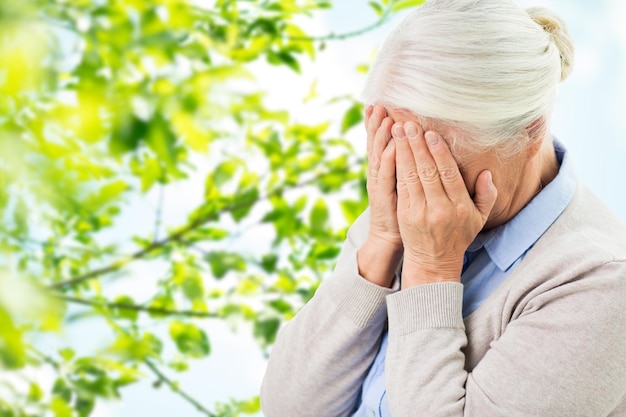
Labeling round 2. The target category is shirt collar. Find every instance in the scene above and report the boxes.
[469,140,577,271]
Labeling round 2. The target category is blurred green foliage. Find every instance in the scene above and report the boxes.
[0,0,423,415]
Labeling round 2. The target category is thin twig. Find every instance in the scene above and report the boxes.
[57,294,220,319]
[47,198,259,289]
[285,4,394,42]
[27,346,61,371]
[144,359,218,417]
[153,183,165,243]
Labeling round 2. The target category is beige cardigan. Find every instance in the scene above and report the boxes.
[261,183,626,417]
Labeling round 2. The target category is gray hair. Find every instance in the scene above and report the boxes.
[362,0,575,157]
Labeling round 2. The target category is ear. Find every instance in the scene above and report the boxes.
[525,117,546,158]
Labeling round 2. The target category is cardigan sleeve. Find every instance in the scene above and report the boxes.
[260,210,397,417]
[384,260,626,417]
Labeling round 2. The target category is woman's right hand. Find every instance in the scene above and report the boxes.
[356,105,404,287]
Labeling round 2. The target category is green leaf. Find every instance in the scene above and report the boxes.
[340,199,368,223]
[75,395,95,417]
[231,177,260,222]
[319,171,346,192]
[211,161,238,188]
[185,227,229,243]
[110,115,147,155]
[392,0,426,12]
[143,332,164,356]
[181,275,205,301]
[293,195,307,213]
[130,155,162,193]
[268,299,292,314]
[285,24,315,58]
[310,243,341,260]
[267,50,301,73]
[27,383,43,402]
[112,295,139,321]
[341,102,364,133]
[237,396,261,413]
[52,378,72,403]
[0,307,25,369]
[168,358,189,372]
[98,181,129,204]
[148,293,176,319]
[310,198,329,234]
[58,348,75,362]
[253,317,280,346]
[109,333,159,361]
[50,396,73,417]
[260,253,278,273]
[369,1,384,16]
[169,322,211,358]
[147,113,178,168]
[237,276,261,295]
[206,251,246,279]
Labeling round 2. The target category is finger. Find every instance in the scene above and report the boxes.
[405,124,445,203]
[367,105,386,157]
[424,131,468,202]
[378,138,397,195]
[364,104,373,129]
[368,117,393,181]
[473,170,498,225]
[393,123,423,203]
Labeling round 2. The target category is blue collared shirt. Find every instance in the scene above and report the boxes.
[352,142,577,417]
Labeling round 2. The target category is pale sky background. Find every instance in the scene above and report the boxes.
[28,1,626,416]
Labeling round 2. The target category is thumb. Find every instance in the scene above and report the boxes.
[473,170,498,224]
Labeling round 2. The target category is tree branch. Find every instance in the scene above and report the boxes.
[27,346,61,371]
[284,4,394,42]
[144,359,218,417]
[57,294,220,319]
[47,199,260,290]
[48,162,364,290]
[188,3,394,43]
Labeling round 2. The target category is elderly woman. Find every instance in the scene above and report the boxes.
[260,0,626,416]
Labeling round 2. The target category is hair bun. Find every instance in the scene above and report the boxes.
[527,7,574,82]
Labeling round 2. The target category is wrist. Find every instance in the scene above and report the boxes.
[357,238,403,288]
[401,259,462,288]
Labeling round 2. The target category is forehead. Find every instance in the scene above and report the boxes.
[386,108,422,124]
[386,108,447,135]
[386,108,454,144]
[384,107,480,166]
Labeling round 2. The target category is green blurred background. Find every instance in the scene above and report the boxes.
[0,0,624,416]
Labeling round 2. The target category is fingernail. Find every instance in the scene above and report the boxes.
[405,123,418,138]
[486,171,494,187]
[392,123,405,139]
[425,131,439,146]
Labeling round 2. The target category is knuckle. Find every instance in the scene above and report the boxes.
[369,155,381,170]
[402,169,420,184]
[396,181,411,196]
[418,164,438,182]
[430,209,449,225]
[439,167,458,182]
[366,119,379,138]
[455,203,470,219]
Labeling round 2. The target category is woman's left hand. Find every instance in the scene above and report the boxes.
[392,122,498,287]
